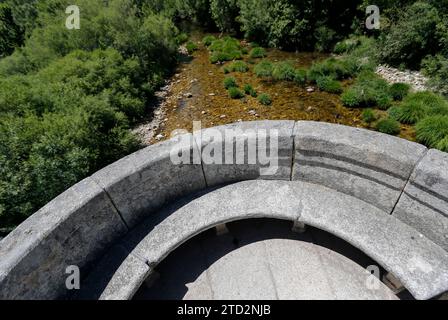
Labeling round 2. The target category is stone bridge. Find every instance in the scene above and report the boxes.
[0,121,447,300]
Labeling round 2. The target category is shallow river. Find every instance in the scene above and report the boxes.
[145,30,415,144]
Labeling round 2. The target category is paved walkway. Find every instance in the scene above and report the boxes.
[134,219,398,300]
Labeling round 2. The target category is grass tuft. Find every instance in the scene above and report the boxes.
[250,47,267,58]
[415,115,448,148]
[316,76,343,94]
[362,108,377,123]
[254,60,274,78]
[223,77,237,89]
[389,83,411,101]
[258,93,272,105]
[244,84,257,97]
[228,87,244,99]
[228,61,249,73]
[376,118,401,135]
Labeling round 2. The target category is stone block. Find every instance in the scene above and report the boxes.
[194,120,295,186]
[292,121,427,212]
[393,149,448,251]
[91,133,206,228]
[0,178,127,300]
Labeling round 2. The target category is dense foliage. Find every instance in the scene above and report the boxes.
[2,0,448,233]
[0,0,181,233]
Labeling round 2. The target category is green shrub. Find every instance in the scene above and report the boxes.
[314,26,337,52]
[422,55,448,97]
[376,118,401,135]
[307,58,356,82]
[176,33,189,44]
[333,37,362,54]
[223,76,237,89]
[228,61,249,72]
[244,84,257,97]
[362,108,377,123]
[394,91,448,124]
[272,61,296,81]
[316,76,343,94]
[186,41,198,54]
[341,89,362,107]
[378,2,443,69]
[223,67,230,74]
[0,1,185,232]
[237,0,360,50]
[250,47,267,58]
[388,106,402,121]
[416,115,448,148]
[294,69,307,86]
[228,87,244,99]
[0,3,24,57]
[210,0,240,32]
[376,92,394,110]
[341,71,392,108]
[208,37,243,63]
[389,83,411,101]
[254,60,273,78]
[202,35,217,46]
[258,93,272,105]
[391,102,427,124]
[436,136,448,152]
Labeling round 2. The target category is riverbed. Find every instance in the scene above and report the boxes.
[133,31,415,145]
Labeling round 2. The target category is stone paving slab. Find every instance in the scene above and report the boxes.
[204,237,278,300]
[137,220,398,300]
[264,238,335,299]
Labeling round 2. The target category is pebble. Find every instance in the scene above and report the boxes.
[376,65,429,92]
[220,115,227,119]
[155,134,164,140]
[306,87,315,93]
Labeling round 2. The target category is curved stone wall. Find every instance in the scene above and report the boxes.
[0,120,447,300]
